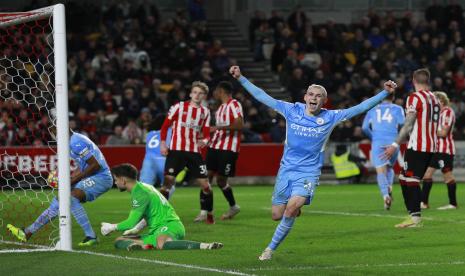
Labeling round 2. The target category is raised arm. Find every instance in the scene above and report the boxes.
[230,66,279,110]
[336,80,396,121]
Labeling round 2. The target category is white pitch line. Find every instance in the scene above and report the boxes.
[0,240,255,276]
[246,260,465,271]
[0,248,54,254]
[0,240,52,249]
[260,207,465,224]
[73,250,255,276]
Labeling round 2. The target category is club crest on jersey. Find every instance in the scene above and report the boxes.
[132,199,139,207]
[406,105,416,113]
[316,118,324,125]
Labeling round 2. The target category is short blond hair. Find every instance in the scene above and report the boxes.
[307,84,327,98]
[413,68,430,85]
[191,81,209,94]
[433,91,450,106]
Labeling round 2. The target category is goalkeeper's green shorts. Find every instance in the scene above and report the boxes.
[142,220,185,246]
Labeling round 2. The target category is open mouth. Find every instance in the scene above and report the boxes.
[309,102,317,108]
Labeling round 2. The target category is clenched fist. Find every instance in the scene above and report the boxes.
[229,66,241,79]
[383,80,397,93]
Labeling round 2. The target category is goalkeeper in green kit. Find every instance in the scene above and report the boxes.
[101,163,223,251]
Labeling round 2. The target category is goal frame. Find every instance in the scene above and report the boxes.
[0,4,72,251]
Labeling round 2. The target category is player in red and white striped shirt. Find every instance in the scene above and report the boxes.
[160,81,215,224]
[421,92,457,210]
[383,68,439,228]
[206,81,244,220]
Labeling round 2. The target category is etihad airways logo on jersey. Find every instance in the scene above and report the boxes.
[290,123,325,137]
[180,122,201,130]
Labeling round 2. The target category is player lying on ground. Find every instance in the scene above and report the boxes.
[420,91,458,210]
[101,163,223,250]
[230,65,396,260]
[362,93,405,210]
[8,126,113,246]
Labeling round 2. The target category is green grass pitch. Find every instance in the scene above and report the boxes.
[2,184,465,275]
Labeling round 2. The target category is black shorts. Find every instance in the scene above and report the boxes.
[429,153,454,173]
[402,149,434,180]
[164,150,207,179]
[206,148,238,177]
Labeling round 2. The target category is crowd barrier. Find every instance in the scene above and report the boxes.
[1,142,465,182]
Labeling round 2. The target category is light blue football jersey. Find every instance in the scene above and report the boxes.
[69,132,110,176]
[362,102,405,144]
[145,129,171,157]
[238,76,390,179]
[275,102,367,177]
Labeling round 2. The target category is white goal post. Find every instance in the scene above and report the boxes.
[0,4,71,251]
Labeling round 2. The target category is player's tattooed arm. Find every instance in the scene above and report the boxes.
[71,156,101,185]
[382,111,415,161]
[394,112,416,144]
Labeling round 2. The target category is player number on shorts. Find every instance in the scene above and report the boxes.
[83,178,95,188]
[225,164,231,175]
[148,135,160,149]
[376,108,393,123]
[199,165,207,175]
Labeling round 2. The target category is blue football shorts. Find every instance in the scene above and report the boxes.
[272,170,318,206]
[139,156,166,186]
[74,172,113,202]
[371,142,399,168]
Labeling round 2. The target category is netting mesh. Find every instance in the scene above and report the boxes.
[0,10,59,248]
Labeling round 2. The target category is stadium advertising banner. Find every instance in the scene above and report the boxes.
[1,142,465,184]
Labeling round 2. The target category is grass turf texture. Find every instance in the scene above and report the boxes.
[2,184,465,275]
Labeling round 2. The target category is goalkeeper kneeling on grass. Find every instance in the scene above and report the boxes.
[101,163,223,251]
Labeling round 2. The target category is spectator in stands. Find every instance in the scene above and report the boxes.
[122,119,143,144]
[270,118,286,143]
[137,107,152,134]
[80,89,102,114]
[287,5,307,35]
[95,109,113,138]
[254,21,274,61]
[4,1,465,148]
[106,125,130,145]
[287,67,307,102]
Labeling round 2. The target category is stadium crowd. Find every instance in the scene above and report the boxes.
[250,3,465,141]
[1,1,464,147]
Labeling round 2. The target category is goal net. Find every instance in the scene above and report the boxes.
[0,4,71,251]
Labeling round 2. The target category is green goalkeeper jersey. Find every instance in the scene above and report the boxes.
[116,181,182,232]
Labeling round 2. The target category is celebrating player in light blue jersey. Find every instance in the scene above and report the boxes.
[229,65,397,261]
[8,128,113,246]
[362,95,405,210]
[140,115,172,186]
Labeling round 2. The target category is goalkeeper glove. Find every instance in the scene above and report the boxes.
[123,219,147,236]
[100,222,117,236]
